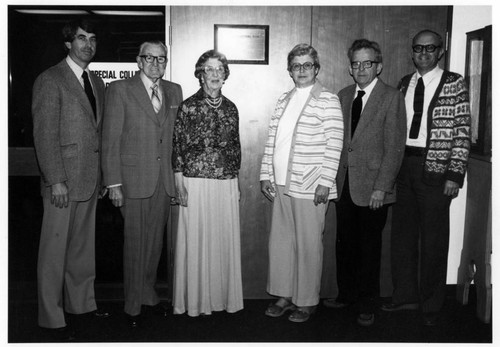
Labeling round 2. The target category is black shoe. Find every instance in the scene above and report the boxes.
[357,313,375,327]
[145,303,169,317]
[422,313,439,326]
[126,314,142,329]
[93,308,111,318]
[41,326,76,342]
[381,302,419,312]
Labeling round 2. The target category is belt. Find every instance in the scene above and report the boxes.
[405,146,426,157]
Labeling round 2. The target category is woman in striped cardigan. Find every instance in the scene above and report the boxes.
[260,44,344,323]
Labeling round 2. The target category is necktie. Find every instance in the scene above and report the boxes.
[409,77,425,139]
[351,90,365,137]
[82,71,96,118]
[151,84,161,113]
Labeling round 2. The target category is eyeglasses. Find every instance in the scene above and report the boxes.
[203,66,225,75]
[350,60,379,70]
[75,35,97,44]
[140,55,167,64]
[412,44,441,53]
[290,62,316,72]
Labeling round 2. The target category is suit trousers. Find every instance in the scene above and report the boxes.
[335,174,388,313]
[121,177,170,316]
[267,185,328,307]
[390,155,452,313]
[37,186,98,328]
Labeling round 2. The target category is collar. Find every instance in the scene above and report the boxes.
[66,56,89,79]
[416,65,443,85]
[356,77,378,97]
[139,71,161,91]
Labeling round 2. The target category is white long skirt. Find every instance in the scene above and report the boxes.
[173,177,244,317]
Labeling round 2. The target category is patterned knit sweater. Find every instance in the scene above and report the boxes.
[399,71,471,187]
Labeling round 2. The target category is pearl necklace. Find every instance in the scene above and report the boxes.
[205,96,222,109]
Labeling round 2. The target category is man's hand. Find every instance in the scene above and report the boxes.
[51,182,69,208]
[260,180,276,202]
[443,180,460,198]
[109,186,124,207]
[369,190,386,210]
[313,184,330,206]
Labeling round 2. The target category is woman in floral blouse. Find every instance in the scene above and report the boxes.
[172,50,243,317]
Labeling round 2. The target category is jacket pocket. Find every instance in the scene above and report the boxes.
[61,143,78,158]
[302,165,321,191]
[121,154,138,167]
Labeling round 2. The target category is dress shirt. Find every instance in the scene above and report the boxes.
[405,66,444,147]
[66,56,94,91]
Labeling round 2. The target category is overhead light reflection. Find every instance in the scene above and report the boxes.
[92,10,163,16]
[15,9,90,15]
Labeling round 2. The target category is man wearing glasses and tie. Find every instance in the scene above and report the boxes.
[382,30,471,327]
[322,39,406,327]
[102,40,183,328]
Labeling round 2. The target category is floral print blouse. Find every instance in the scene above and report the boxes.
[172,88,241,180]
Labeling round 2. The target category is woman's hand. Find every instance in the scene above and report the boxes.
[175,172,188,207]
[313,184,329,206]
[260,180,276,202]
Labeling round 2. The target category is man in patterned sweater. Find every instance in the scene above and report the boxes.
[381,29,471,327]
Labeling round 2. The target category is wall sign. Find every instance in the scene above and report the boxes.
[214,24,269,65]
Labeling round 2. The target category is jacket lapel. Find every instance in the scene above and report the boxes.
[59,61,96,125]
[342,85,356,142]
[351,80,383,143]
[129,74,160,126]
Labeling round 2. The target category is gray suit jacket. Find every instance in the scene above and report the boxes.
[336,79,407,206]
[32,59,105,201]
[102,73,183,198]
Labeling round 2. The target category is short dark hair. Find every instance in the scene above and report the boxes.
[62,18,96,44]
[194,50,230,84]
[347,39,383,63]
[287,44,320,71]
[412,29,444,47]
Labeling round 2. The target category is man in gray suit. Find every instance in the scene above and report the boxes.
[32,18,108,339]
[322,39,406,327]
[102,40,183,328]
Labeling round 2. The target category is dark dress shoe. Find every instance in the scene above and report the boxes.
[93,308,111,318]
[41,326,76,342]
[422,313,439,326]
[126,314,142,328]
[145,303,169,317]
[381,302,419,312]
[357,313,375,327]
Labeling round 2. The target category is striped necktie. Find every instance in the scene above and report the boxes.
[151,83,161,113]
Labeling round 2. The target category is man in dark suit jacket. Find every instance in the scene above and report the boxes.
[32,18,108,338]
[322,39,407,327]
[102,40,183,328]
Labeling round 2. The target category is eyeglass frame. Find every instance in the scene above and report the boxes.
[139,55,167,64]
[202,65,226,75]
[412,44,441,53]
[289,62,317,72]
[350,60,379,70]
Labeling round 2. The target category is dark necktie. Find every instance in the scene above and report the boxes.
[82,71,96,118]
[351,90,365,137]
[409,77,425,139]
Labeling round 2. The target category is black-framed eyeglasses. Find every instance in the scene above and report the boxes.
[203,65,225,75]
[350,60,379,70]
[412,44,441,53]
[140,55,167,64]
[290,62,316,72]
